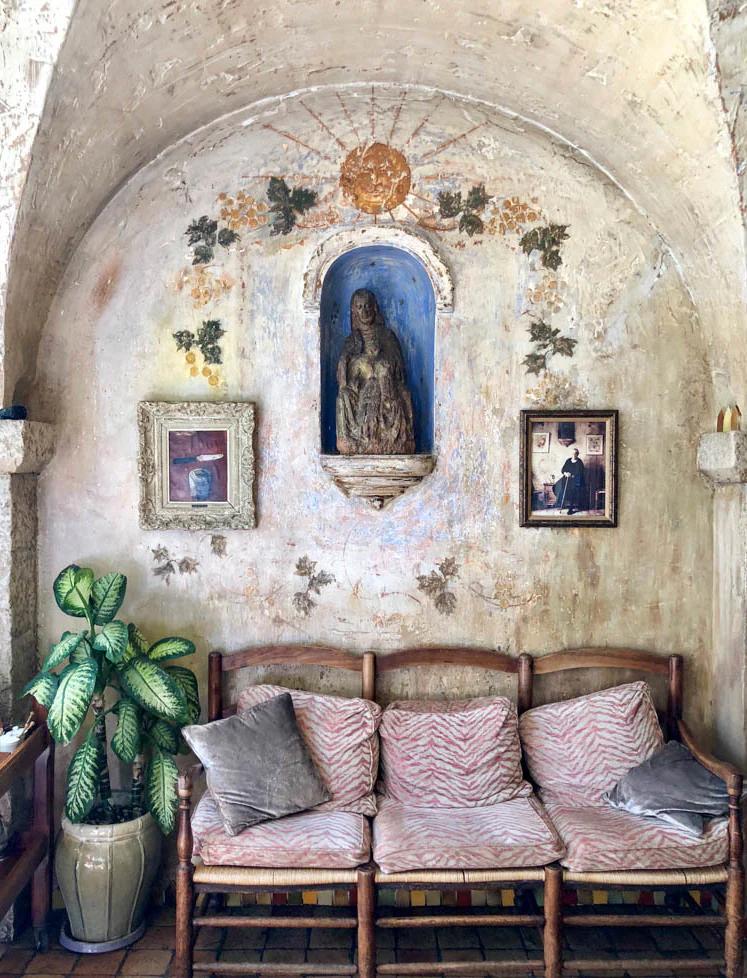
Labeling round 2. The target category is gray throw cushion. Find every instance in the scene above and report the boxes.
[604,740,729,836]
[182,692,331,836]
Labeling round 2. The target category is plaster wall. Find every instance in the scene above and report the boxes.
[32,89,715,752]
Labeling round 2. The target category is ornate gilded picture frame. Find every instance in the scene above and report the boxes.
[138,401,255,530]
[520,409,618,528]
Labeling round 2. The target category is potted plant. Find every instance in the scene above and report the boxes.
[22,564,200,952]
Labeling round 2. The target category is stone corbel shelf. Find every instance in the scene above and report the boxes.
[697,431,747,483]
[321,454,435,509]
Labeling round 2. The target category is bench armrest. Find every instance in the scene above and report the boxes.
[677,720,743,796]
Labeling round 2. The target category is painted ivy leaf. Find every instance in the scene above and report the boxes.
[120,658,187,722]
[293,591,314,617]
[65,737,102,823]
[434,591,457,616]
[92,620,129,663]
[91,573,127,624]
[523,351,548,375]
[438,190,462,218]
[147,637,195,663]
[308,570,334,594]
[459,212,484,236]
[465,183,491,212]
[48,660,97,744]
[178,557,199,575]
[553,335,577,357]
[53,565,94,619]
[295,555,316,577]
[42,631,86,672]
[146,747,179,834]
[149,719,180,754]
[165,666,201,724]
[438,557,459,580]
[21,671,59,709]
[111,698,141,763]
[217,227,239,247]
[210,535,227,557]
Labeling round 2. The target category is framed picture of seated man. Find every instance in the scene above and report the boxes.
[520,410,618,528]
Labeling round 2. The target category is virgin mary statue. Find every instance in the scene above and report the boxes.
[335,289,416,455]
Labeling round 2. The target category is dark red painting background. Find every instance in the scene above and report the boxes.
[168,429,228,502]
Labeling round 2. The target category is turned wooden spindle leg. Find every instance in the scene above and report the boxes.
[175,772,194,978]
[544,863,563,978]
[724,776,744,978]
[357,864,376,978]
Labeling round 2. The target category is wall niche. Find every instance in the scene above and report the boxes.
[305,227,452,509]
[310,231,450,508]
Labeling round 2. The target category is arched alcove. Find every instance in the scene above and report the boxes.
[319,245,436,454]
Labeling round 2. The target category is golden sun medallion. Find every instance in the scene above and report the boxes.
[339,142,412,215]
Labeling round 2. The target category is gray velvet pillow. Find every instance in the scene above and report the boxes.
[604,740,729,836]
[182,692,330,836]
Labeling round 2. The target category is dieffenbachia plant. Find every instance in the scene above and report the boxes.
[21,564,200,833]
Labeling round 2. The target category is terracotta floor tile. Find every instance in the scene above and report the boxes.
[25,951,78,975]
[0,947,34,973]
[71,949,126,974]
[130,927,174,950]
[165,948,213,976]
[119,948,173,976]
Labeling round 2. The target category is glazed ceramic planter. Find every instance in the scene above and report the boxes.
[55,810,162,951]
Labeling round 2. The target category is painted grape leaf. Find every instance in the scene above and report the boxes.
[53,565,94,619]
[92,620,129,663]
[21,671,59,709]
[42,630,86,672]
[65,737,102,823]
[146,748,179,834]
[48,660,97,743]
[111,699,141,763]
[120,658,187,722]
[91,573,127,624]
[147,637,195,663]
[165,666,200,724]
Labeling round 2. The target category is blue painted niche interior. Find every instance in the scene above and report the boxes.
[319,245,436,454]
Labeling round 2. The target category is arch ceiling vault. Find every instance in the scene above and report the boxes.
[2,0,746,407]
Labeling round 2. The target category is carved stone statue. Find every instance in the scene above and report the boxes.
[336,289,416,455]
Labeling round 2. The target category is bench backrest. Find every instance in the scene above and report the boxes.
[208,644,683,735]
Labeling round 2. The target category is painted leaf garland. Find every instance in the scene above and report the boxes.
[65,737,102,823]
[111,699,141,763]
[21,671,59,709]
[146,748,179,834]
[53,565,94,619]
[48,660,97,744]
[91,573,127,624]
[147,637,195,663]
[119,658,187,722]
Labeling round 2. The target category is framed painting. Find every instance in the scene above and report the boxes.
[520,409,618,528]
[138,401,255,530]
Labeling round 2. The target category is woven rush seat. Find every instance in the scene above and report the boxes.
[192,793,371,869]
[543,798,729,873]
[372,794,564,874]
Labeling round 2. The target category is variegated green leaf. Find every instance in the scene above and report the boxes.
[21,671,59,709]
[123,623,148,664]
[47,660,97,743]
[92,620,128,663]
[149,719,179,754]
[91,572,127,625]
[119,658,187,722]
[111,698,141,763]
[53,565,94,619]
[65,737,101,822]
[165,666,200,724]
[42,631,86,672]
[70,637,93,665]
[147,637,195,663]
[146,747,178,834]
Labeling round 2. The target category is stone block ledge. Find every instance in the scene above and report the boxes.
[0,420,55,474]
[697,430,747,484]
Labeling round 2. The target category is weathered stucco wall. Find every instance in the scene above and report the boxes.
[32,88,715,742]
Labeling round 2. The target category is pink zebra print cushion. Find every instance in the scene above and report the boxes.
[373,795,565,874]
[192,793,370,868]
[544,800,729,872]
[519,682,663,802]
[236,685,381,816]
[378,697,531,807]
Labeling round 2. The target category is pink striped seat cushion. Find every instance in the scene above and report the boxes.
[544,799,728,872]
[519,682,664,801]
[373,795,565,874]
[192,793,371,868]
[236,685,381,816]
[378,697,530,807]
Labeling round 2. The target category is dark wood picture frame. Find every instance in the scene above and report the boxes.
[520,409,618,528]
